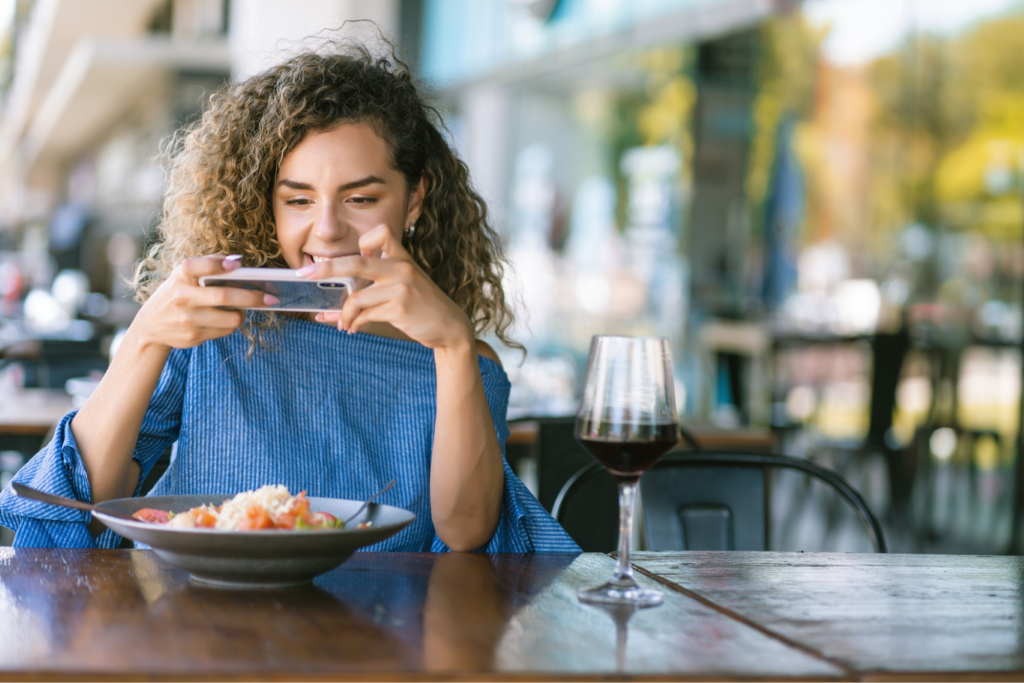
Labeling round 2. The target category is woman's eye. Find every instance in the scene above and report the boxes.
[348,196,378,205]
[284,197,312,206]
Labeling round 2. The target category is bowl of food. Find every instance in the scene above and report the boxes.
[93,485,415,588]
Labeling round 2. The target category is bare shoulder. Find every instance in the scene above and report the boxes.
[476,339,502,367]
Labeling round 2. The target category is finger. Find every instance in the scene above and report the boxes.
[358,223,407,260]
[347,301,396,335]
[190,308,247,330]
[315,310,342,323]
[180,254,243,282]
[193,326,243,344]
[197,285,277,309]
[339,283,401,331]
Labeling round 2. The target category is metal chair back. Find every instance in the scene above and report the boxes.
[552,451,888,553]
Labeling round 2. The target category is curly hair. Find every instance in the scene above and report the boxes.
[131,39,520,351]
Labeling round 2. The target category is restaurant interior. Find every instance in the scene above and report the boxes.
[3,0,1024,679]
[4,0,1023,553]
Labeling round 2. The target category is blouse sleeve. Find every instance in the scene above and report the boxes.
[0,348,192,548]
[430,357,581,554]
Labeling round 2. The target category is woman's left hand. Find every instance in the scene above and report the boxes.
[299,224,475,351]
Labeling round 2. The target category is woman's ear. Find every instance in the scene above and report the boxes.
[406,176,428,227]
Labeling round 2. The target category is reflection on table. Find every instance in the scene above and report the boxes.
[2,549,1023,680]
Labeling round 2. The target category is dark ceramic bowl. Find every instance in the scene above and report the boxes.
[93,494,415,589]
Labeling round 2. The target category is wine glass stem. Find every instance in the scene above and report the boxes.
[612,479,639,585]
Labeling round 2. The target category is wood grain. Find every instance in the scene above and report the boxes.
[0,549,841,681]
[632,551,1024,680]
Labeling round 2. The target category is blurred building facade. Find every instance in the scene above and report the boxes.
[0,0,402,319]
[414,0,800,416]
[0,0,797,403]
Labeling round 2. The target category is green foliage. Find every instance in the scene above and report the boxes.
[746,13,825,238]
[607,46,696,232]
[870,12,1024,238]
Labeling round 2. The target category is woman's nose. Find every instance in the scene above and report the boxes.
[313,202,346,241]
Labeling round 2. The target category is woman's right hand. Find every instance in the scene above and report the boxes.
[75,254,274,521]
[132,255,275,350]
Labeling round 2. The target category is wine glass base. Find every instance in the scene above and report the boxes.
[578,581,663,607]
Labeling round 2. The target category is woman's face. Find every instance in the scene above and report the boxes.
[273,123,424,269]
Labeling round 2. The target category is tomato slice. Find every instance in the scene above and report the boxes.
[132,508,170,524]
[134,492,340,531]
[240,504,276,530]
[189,505,218,528]
[274,491,312,529]
[308,511,337,528]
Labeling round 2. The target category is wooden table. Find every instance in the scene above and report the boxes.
[0,389,73,437]
[0,549,1020,681]
[0,389,73,453]
[632,551,1024,680]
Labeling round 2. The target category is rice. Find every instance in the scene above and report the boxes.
[213,484,294,531]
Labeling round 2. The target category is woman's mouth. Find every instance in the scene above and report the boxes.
[302,253,347,267]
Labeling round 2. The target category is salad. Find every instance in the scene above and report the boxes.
[131,485,362,531]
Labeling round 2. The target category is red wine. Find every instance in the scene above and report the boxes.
[576,419,679,481]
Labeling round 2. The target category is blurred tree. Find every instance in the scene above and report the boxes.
[871,13,1024,242]
[745,12,823,242]
[935,93,1024,239]
[608,46,696,234]
[872,35,958,234]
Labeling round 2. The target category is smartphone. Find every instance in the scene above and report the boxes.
[198,268,365,312]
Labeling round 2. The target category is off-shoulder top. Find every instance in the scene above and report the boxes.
[0,316,580,553]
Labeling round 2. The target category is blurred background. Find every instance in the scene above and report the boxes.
[1,0,1024,554]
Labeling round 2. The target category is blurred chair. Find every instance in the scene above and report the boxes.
[524,416,701,513]
[139,445,173,495]
[530,417,597,513]
[552,450,887,553]
[910,423,1006,552]
[785,328,911,539]
[864,329,913,521]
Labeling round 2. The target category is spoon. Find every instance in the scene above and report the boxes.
[11,482,138,522]
[343,479,397,526]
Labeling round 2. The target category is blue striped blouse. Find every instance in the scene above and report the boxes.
[0,316,580,552]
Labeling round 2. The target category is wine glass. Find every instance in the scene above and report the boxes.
[575,335,679,606]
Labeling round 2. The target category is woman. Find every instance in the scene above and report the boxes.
[0,43,579,553]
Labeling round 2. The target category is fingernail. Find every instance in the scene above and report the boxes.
[263,294,280,305]
[224,254,242,268]
[225,254,243,261]
[297,264,316,277]
[315,312,325,321]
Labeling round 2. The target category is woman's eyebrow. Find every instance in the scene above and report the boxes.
[277,178,314,190]
[275,176,386,191]
[337,175,386,191]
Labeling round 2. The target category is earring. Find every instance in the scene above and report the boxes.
[404,223,417,238]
